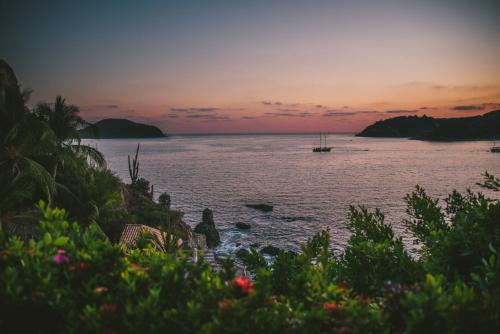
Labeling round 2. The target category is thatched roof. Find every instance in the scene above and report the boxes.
[119,224,164,249]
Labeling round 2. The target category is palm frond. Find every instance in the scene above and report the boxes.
[20,157,56,201]
[73,144,106,168]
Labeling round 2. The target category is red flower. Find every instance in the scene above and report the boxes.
[68,261,90,273]
[218,298,234,310]
[338,281,349,291]
[32,290,46,297]
[323,302,339,312]
[100,304,117,318]
[232,277,254,294]
[357,295,371,305]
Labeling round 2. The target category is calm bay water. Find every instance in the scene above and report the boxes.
[84,135,499,256]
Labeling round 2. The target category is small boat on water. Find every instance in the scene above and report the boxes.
[313,133,332,152]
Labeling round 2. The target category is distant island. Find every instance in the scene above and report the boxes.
[357,110,500,141]
[80,118,166,139]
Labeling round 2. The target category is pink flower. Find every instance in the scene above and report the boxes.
[53,249,69,264]
[232,277,254,294]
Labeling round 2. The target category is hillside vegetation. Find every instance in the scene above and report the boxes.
[80,118,165,139]
[357,110,500,140]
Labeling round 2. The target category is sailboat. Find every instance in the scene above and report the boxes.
[312,132,332,152]
[491,141,500,153]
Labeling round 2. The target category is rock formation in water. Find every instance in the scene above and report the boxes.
[357,110,500,141]
[235,222,251,230]
[260,245,281,256]
[194,208,220,248]
[245,204,274,212]
[80,118,166,139]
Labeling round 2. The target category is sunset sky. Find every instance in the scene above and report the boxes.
[3,0,500,133]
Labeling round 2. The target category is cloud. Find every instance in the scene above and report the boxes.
[357,110,379,114]
[185,114,232,121]
[165,113,179,118]
[170,107,219,113]
[262,100,283,106]
[481,103,500,110]
[402,82,499,93]
[262,100,301,107]
[449,105,484,111]
[241,116,258,120]
[315,104,325,109]
[385,109,419,114]
[323,111,356,117]
[277,108,302,113]
[264,112,313,118]
[84,104,120,109]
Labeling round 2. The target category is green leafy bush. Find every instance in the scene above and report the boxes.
[1,174,500,333]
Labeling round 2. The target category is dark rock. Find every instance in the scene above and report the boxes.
[260,245,281,256]
[194,208,220,248]
[250,243,261,248]
[245,204,273,212]
[236,248,250,259]
[235,222,251,230]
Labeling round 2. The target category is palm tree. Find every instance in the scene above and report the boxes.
[34,96,105,178]
[0,117,58,218]
[0,61,57,217]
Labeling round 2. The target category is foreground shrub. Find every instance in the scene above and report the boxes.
[0,203,381,333]
[339,207,421,295]
[1,174,499,333]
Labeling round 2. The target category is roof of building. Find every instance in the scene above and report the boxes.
[119,224,164,250]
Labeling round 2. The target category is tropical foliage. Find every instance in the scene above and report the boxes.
[0,63,121,229]
[0,61,184,241]
[1,175,499,333]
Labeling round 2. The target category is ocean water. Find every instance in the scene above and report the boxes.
[84,135,500,256]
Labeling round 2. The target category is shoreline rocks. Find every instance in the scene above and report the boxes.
[260,245,281,256]
[236,248,250,259]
